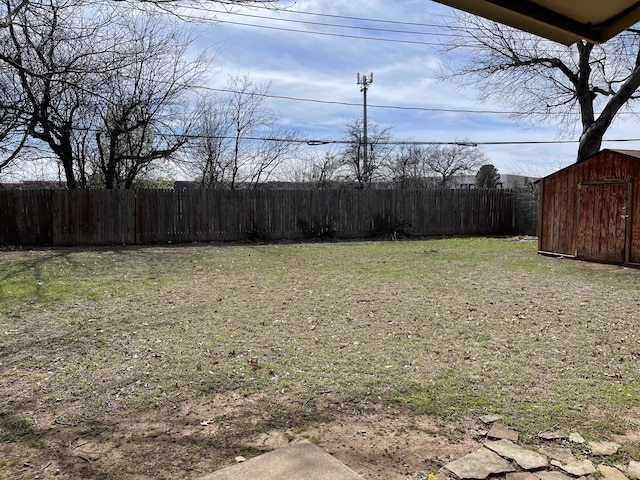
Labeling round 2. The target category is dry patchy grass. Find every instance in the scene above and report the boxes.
[1,238,640,479]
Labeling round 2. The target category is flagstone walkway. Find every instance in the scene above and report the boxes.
[440,416,640,480]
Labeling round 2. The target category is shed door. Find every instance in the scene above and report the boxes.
[576,182,630,264]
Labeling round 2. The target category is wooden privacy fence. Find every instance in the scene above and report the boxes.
[0,188,524,246]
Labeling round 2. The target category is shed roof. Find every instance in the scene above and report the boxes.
[432,0,640,45]
[542,149,640,180]
[604,149,640,159]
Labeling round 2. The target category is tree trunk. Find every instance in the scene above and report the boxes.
[32,126,77,189]
[575,40,640,162]
[577,126,605,162]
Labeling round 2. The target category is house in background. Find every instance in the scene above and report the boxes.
[450,174,538,190]
[174,175,539,191]
[538,149,640,266]
[1,180,66,190]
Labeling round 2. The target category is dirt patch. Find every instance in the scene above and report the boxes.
[577,261,632,272]
[1,394,483,480]
[299,412,482,479]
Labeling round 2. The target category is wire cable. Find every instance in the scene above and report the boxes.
[197,85,634,117]
[216,1,457,29]
[178,133,640,146]
[211,18,444,46]
[207,7,454,37]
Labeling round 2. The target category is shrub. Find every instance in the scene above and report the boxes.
[246,222,270,243]
[368,215,413,241]
[297,216,337,241]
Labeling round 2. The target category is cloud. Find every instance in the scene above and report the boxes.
[183,0,640,175]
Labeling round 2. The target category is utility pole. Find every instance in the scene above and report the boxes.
[357,72,373,185]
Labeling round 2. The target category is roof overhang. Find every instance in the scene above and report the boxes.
[433,0,640,45]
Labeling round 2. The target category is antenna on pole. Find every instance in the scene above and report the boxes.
[357,72,373,186]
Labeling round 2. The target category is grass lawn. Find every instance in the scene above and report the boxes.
[1,237,640,478]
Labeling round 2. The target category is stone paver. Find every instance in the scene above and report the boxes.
[198,440,365,480]
[538,431,567,441]
[599,465,629,480]
[487,423,519,442]
[200,414,640,480]
[485,440,548,470]
[568,433,585,444]
[440,422,640,480]
[555,459,596,476]
[436,419,640,480]
[598,465,629,480]
[439,418,640,480]
[507,473,539,480]
[444,447,516,479]
[627,460,640,479]
[590,441,620,456]
[479,414,504,424]
[534,471,574,480]
[537,446,576,465]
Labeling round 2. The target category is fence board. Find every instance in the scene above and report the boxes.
[1,188,529,246]
[0,190,53,244]
[52,190,135,245]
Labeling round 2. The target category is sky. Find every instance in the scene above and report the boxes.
[7,0,640,183]
[178,0,640,178]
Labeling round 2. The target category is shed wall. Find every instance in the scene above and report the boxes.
[539,150,640,265]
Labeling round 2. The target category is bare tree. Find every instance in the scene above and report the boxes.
[187,75,299,189]
[388,145,431,189]
[226,75,274,189]
[0,58,30,181]
[92,15,203,189]
[308,151,341,189]
[340,119,394,189]
[0,0,272,188]
[388,143,485,189]
[185,97,234,188]
[0,113,28,181]
[0,0,118,188]
[443,14,640,162]
[283,151,342,189]
[244,127,300,188]
[423,143,485,188]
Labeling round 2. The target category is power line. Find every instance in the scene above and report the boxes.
[152,0,623,55]
[198,85,635,117]
[179,133,640,146]
[196,86,515,114]
[216,1,459,29]
[211,17,445,46]
[208,2,585,50]
[152,1,604,62]
[207,7,457,38]
[26,120,640,149]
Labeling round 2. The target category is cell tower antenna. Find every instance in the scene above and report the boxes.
[356,72,373,182]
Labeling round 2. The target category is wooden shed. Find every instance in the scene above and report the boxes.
[538,149,640,266]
